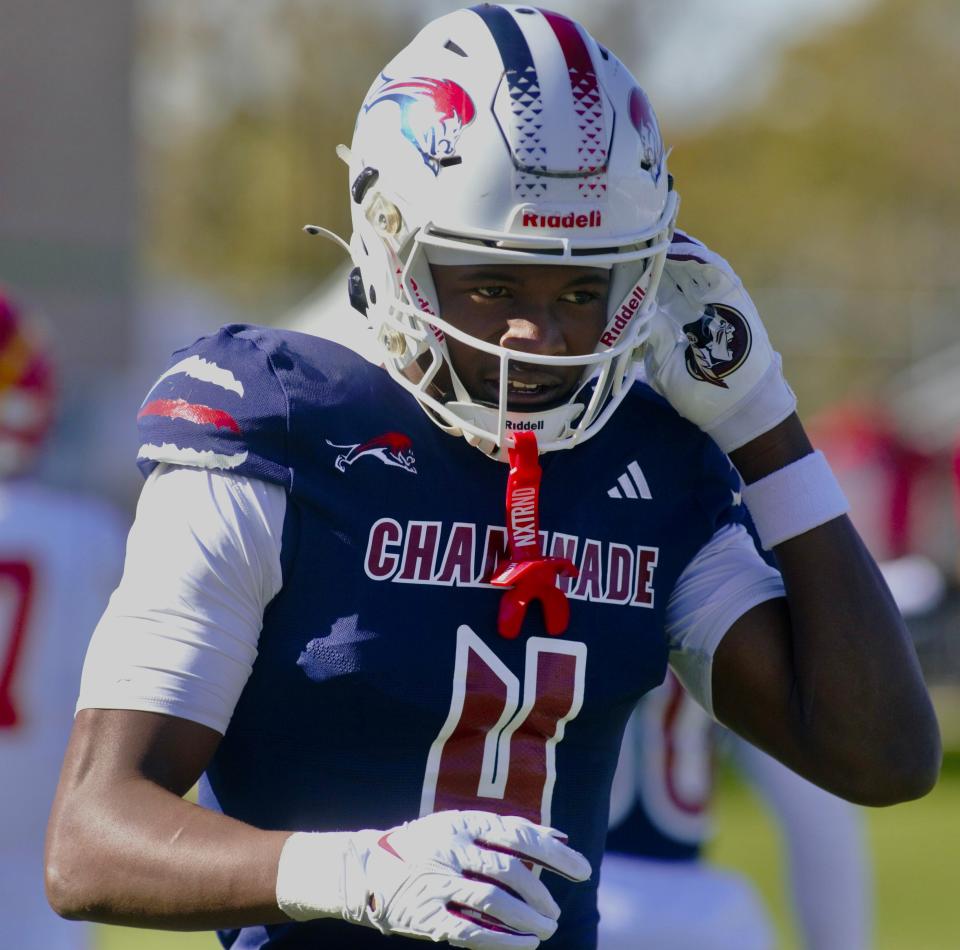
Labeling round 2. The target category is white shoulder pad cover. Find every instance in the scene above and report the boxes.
[666,523,785,716]
[76,465,286,734]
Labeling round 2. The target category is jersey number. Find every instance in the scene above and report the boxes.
[420,625,586,827]
[0,561,36,729]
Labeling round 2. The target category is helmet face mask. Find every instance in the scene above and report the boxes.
[346,4,678,459]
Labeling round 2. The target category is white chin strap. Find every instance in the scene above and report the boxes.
[445,400,584,461]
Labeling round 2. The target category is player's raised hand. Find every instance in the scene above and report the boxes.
[276,809,591,948]
[643,242,797,453]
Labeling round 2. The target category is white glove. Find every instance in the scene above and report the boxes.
[276,809,592,949]
[644,242,797,453]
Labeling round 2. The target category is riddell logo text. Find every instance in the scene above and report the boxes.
[505,419,544,431]
[402,271,444,343]
[521,210,602,229]
[600,284,646,347]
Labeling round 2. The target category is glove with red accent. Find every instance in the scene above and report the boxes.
[644,240,797,453]
[276,809,592,948]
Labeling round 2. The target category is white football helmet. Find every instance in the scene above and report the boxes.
[346,4,678,459]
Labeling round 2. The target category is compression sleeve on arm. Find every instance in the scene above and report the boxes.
[665,523,784,717]
[76,464,286,734]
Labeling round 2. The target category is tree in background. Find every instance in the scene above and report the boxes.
[140,0,959,413]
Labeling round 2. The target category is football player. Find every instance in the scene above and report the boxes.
[0,288,126,949]
[46,6,938,950]
[598,670,870,950]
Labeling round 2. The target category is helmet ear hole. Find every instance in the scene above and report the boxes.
[347,267,368,316]
[351,167,379,204]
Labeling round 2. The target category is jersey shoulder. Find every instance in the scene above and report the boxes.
[617,375,724,467]
[136,324,376,487]
[616,377,747,533]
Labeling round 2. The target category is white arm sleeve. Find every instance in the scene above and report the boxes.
[666,523,784,717]
[729,734,871,950]
[76,464,286,734]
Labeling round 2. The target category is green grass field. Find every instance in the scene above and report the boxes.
[709,753,960,949]
[96,759,960,950]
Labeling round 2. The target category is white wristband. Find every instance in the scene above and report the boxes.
[276,830,373,924]
[740,450,849,550]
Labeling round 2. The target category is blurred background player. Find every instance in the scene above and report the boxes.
[0,288,127,950]
[810,402,950,618]
[598,670,870,950]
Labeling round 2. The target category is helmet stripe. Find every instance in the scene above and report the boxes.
[537,9,608,196]
[469,4,547,198]
[470,4,536,75]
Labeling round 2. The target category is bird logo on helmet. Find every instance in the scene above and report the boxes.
[363,75,477,176]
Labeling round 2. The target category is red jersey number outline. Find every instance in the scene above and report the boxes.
[661,671,712,816]
[420,625,587,827]
[0,561,36,729]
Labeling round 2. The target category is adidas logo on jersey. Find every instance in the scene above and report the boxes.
[607,461,652,500]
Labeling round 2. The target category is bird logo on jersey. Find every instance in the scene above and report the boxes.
[363,75,476,175]
[682,303,752,388]
[327,432,417,474]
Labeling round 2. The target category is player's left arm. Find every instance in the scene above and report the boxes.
[647,239,940,805]
[712,417,940,805]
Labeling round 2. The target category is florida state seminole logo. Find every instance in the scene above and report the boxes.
[364,75,476,176]
[683,303,752,388]
[326,432,417,474]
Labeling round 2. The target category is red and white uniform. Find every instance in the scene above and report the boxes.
[0,479,126,950]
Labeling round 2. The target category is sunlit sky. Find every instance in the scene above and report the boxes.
[141,0,874,137]
[418,0,873,128]
[614,0,873,128]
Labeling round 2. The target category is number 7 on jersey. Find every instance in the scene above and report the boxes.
[0,561,35,729]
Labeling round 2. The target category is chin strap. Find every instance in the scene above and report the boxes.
[490,431,578,638]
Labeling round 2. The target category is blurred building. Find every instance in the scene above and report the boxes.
[0,0,137,495]
[0,0,137,381]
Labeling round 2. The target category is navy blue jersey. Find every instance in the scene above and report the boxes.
[137,324,744,949]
